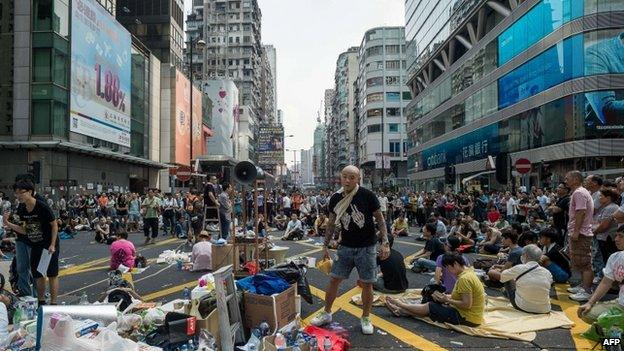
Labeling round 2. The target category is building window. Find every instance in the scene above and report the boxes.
[53,0,69,38]
[385,45,400,54]
[389,140,401,156]
[402,91,412,100]
[33,49,52,82]
[33,0,52,31]
[367,108,382,117]
[367,124,381,133]
[385,76,399,85]
[386,60,400,70]
[32,100,50,134]
[366,92,383,104]
[366,45,383,58]
[386,92,400,102]
[388,123,399,133]
[53,50,68,87]
[366,77,383,88]
[386,108,400,117]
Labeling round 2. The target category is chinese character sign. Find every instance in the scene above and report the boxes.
[70,0,132,147]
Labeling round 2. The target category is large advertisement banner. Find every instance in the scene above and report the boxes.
[70,0,131,147]
[204,79,239,157]
[174,70,203,166]
[257,125,284,166]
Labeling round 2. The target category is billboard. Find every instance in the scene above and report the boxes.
[174,70,203,166]
[257,125,284,166]
[204,79,239,157]
[70,0,131,147]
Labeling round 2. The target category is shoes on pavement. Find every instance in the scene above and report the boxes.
[567,285,585,294]
[310,311,332,327]
[593,276,602,285]
[569,290,592,302]
[150,238,157,244]
[144,237,150,245]
[361,317,374,335]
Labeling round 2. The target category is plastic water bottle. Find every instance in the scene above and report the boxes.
[182,287,191,300]
[187,340,195,351]
[258,321,270,337]
[79,292,89,305]
[12,307,22,326]
[323,336,332,351]
[179,343,188,351]
[176,259,183,270]
[309,337,317,350]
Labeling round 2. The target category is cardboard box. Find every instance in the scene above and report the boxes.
[263,334,310,351]
[195,309,221,346]
[243,285,297,332]
[211,244,239,271]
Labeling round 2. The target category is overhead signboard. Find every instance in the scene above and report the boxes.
[257,125,284,166]
[70,0,132,147]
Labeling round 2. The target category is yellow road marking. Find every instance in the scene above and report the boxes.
[59,238,178,277]
[143,281,198,301]
[308,285,447,350]
[553,284,593,350]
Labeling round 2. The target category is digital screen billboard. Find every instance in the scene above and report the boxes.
[70,0,132,147]
[257,125,284,166]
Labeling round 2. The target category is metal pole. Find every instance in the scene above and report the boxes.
[381,108,385,191]
[189,39,194,172]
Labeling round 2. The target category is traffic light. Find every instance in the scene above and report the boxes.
[27,161,41,184]
[495,153,509,184]
[444,164,456,185]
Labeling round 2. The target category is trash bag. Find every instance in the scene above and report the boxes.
[263,262,313,304]
[106,289,134,312]
[236,274,290,295]
[582,307,624,342]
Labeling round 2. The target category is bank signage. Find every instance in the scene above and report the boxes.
[70,0,132,147]
[421,123,499,170]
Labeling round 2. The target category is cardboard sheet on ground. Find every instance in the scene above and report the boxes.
[351,289,574,342]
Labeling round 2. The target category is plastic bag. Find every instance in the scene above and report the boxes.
[582,307,624,342]
[316,258,333,275]
[143,308,166,327]
[117,314,142,333]
[263,262,313,304]
[236,274,290,295]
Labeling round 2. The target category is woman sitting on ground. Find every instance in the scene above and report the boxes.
[434,236,470,293]
[191,231,212,271]
[94,216,110,243]
[386,253,485,326]
[392,212,409,237]
[109,229,136,270]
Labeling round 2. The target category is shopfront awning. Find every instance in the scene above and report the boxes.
[0,141,171,169]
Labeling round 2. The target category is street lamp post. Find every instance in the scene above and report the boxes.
[187,37,205,170]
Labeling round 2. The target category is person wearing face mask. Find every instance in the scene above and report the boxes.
[499,244,553,314]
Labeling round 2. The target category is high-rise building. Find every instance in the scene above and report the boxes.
[0,0,165,194]
[300,148,314,185]
[313,123,326,185]
[356,27,411,189]
[264,44,278,123]
[258,46,276,123]
[326,48,358,181]
[322,89,334,182]
[116,0,185,69]
[405,0,624,191]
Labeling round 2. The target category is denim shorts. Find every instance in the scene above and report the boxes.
[330,244,377,283]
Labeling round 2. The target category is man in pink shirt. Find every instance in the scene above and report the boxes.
[565,170,595,302]
[110,230,136,270]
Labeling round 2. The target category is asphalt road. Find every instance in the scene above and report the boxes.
[56,229,586,350]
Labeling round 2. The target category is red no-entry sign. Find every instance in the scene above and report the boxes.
[176,166,192,182]
[515,158,532,174]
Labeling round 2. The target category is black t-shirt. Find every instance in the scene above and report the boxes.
[204,183,218,206]
[378,249,408,291]
[328,187,380,248]
[545,243,571,275]
[553,196,570,229]
[425,237,445,261]
[15,200,56,247]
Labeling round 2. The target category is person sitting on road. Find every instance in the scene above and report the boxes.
[94,216,110,244]
[478,225,503,255]
[487,205,501,224]
[486,230,523,284]
[374,235,408,294]
[386,253,484,326]
[313,212,329,238]
[191,231,212,271]
[538,228,571,283]
[392,212,409,237]
[578,228,624,324]
[434,236,470,293]
[410,223,445,273]
[109,229,136,271]
[282,213,303,241]
[274,211,288,231]
[500,244,553,314]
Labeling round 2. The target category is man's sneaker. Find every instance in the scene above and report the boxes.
[566,285,585,294]
[361,317,374,335]
[593,276,602,285]
[310,311,332,327]
[569,290,592,302]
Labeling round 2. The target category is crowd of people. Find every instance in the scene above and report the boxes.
[2,166,624,338]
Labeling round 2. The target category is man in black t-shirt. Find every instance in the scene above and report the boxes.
[548,183,570,246]
[203,176,219,223]
[311,165,390,336]
[4,180,59,305]
[375,235,408,293]
[410,223,446,273]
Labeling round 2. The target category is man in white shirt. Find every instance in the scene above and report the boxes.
[378,192,388,217]
[505,192,517,222]
[283,194,292,217]
[536,189,550,212]
[578,230,624,323]
[500,244,553,314]
[282,213,303,240]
